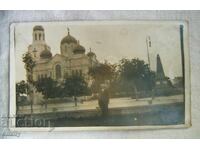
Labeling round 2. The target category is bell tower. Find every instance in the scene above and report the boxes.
[28,25,50,61]
[32,25,45,43]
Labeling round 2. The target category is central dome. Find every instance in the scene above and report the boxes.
[61,35,77,45]
[61,29,77,45]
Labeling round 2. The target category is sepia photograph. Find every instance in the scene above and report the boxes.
[9,21,190,129]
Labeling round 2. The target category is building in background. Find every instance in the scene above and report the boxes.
[28,26,98,82]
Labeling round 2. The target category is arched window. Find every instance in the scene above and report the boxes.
[79,70,82,76]
[39,33,41,40]
[43,33,45,40]
[72,70,75,76]
[35,34,37,40]
[64,72,68,78]
[75,70,78,75]
[55,65,62,79]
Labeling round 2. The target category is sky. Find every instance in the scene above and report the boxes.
[14,21,187,82]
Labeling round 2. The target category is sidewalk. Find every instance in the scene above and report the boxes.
[18,94,184,115]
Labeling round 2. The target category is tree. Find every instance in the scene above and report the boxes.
[88,62,116,93]
[34,77,58,110]
[90,80,101,94]
[16,80,28,112]
[22,52,35,113]
[62,75,90,106]
[16,80,27,97]
[118,58,155,99]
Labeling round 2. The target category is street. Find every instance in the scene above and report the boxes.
[52,103,184,127]
[18,94,184,115]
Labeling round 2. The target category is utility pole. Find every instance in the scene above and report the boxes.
[180,25,185,90]
[180,24,185,116]
[146,36,155,100]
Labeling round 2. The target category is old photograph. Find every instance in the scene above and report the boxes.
[10,21,190,129]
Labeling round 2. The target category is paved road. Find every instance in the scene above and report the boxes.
[18,94,184,115]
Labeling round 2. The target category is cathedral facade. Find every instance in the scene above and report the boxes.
[28,25,98,82]
[27,25,99,104]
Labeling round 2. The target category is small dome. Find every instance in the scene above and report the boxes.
[73,44,85,54]
[33,25,44,31]
[87,51,96,57]
[40,49,52,59]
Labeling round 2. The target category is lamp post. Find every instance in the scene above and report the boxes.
[146,36,151,68]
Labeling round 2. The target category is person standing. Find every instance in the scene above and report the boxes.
[74,96,77,107]
[98,85,109,116]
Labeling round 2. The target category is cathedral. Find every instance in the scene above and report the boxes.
[27,25,99,104]
[28,25,98,82]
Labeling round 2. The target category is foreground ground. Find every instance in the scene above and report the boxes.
[52,103,184,127]
[16,94,185,127]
